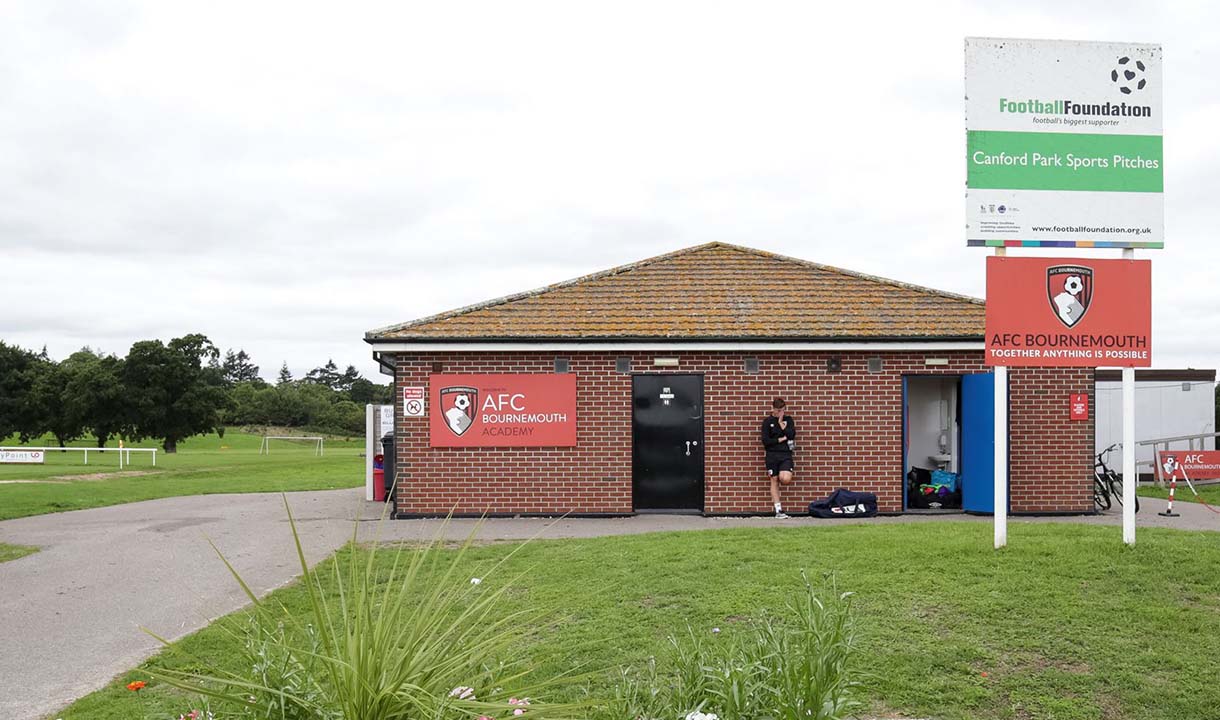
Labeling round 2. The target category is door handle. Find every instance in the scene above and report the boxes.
[685,441,691,456]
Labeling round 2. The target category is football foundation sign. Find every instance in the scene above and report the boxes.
[985,256,1151,367]
[428,374,577,447]
[966,38,1163,248]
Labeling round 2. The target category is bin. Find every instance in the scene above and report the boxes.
[372,468,386,502]
[380,433,395,502]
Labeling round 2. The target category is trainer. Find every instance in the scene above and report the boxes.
[760,397,796,518]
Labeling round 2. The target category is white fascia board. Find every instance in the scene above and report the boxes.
[369,341,985,352]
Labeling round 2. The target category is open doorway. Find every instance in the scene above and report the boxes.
[904,376,962,512]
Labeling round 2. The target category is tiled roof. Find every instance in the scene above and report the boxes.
[367,242,985,341]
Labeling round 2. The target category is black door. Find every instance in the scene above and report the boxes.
[632,375,704,510]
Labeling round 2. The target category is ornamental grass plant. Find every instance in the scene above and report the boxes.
[596,573,858,720]
[144,497,580,720]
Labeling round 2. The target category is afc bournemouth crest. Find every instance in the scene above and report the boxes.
[1046,265,1094,328]
[439,386,478,436]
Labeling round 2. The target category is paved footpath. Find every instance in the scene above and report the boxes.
[0,488,377,720]
[0,490,1214,719]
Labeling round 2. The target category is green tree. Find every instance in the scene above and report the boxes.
[336,364,361,393]
[222,349,263,385]
[22,354,85,447]
[304,359,341,390]
[277,362,293,386]
[0,342,41,440]
[62,349,128,447]
[122,334,230,453]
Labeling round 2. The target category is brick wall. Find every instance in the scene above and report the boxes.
[1008,367,1095,513]
[392,352,1094,516]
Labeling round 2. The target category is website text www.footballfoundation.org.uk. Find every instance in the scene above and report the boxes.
[1030,224,1154,235]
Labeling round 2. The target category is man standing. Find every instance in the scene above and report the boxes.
[760,397,797,519]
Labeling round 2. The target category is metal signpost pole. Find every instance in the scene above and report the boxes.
[1122,249,1137,544]
[994,247,1008,549]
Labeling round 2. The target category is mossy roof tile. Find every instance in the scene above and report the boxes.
[367,243,984,341]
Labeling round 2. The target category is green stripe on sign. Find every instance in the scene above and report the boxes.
[967,131,1162,192]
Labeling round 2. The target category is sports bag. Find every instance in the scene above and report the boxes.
[808,488,879,518]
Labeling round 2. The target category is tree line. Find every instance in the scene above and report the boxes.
[0,334,390,452]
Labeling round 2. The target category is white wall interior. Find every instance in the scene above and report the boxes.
[906,376,960,474]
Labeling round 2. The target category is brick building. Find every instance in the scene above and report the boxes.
[366,243,1093,517]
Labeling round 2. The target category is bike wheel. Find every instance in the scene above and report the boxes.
[1094,476,1112,511]
[1108,473,1140,513]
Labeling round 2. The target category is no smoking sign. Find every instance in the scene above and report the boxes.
[403,387,426,418]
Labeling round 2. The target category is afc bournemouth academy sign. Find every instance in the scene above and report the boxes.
[429,374,577,447]
[985,256,1151,367]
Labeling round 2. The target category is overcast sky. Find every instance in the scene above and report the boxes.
[2,1,1216,381]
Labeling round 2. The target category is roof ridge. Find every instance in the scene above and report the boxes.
[364,242,727,339]
[710,242,985,306]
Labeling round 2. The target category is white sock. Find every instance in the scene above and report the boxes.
[774,502,783,513]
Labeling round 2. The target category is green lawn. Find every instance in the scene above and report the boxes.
[59,522,1220,720]
[0,429,363,520]
[0,542,37,563]
[1139,481,1220,506]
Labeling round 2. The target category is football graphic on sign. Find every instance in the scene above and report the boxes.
[439,386,478,436]
[1046,265,1094,328]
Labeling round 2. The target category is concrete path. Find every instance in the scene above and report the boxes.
[0,490,1215,720]
[0,488,376,720]
[368,495,1219,541]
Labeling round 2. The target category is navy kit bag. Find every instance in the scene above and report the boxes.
[808,488,879,518]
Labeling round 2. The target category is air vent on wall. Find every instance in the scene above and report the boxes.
[744,357,760,374]
[554,358,570,373]
[868,357,883,373]
[616,357,631,373]
[826,357,842,373]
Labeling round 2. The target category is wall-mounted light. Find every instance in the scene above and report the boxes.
[653,357,680,367]
[924,358,949,367]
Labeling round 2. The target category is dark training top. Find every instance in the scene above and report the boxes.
[760,415,797,456]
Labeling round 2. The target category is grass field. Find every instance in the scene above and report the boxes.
[0,542,37,563]
[1138,481,1220,506]
[58,521,1220,720]
[0,429,363,521]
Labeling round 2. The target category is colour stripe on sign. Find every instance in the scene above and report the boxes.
[966,239,1166,249]
[967,131,1163,192]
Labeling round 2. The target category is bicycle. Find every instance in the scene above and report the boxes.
[1095,443,1139,513]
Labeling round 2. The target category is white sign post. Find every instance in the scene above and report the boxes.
[967,38,1162,548]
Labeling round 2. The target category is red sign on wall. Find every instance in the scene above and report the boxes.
[429,374,577,447]
[1069,393,1089,421]
[985,256,1152,367]
[1158,451,1220,481]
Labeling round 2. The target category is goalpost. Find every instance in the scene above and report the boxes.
[259,435,325,456]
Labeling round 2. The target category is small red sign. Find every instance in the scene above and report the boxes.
[1069,393,1089,421]
[429,374,577,447]
[985,257,1152,367]
[1157,451,1220,481]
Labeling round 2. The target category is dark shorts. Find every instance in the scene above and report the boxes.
[766,455,794,476]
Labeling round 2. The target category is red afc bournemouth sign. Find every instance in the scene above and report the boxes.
[428,374,577,447]
[985,256,1152,367]
[1158,451,1220,481]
